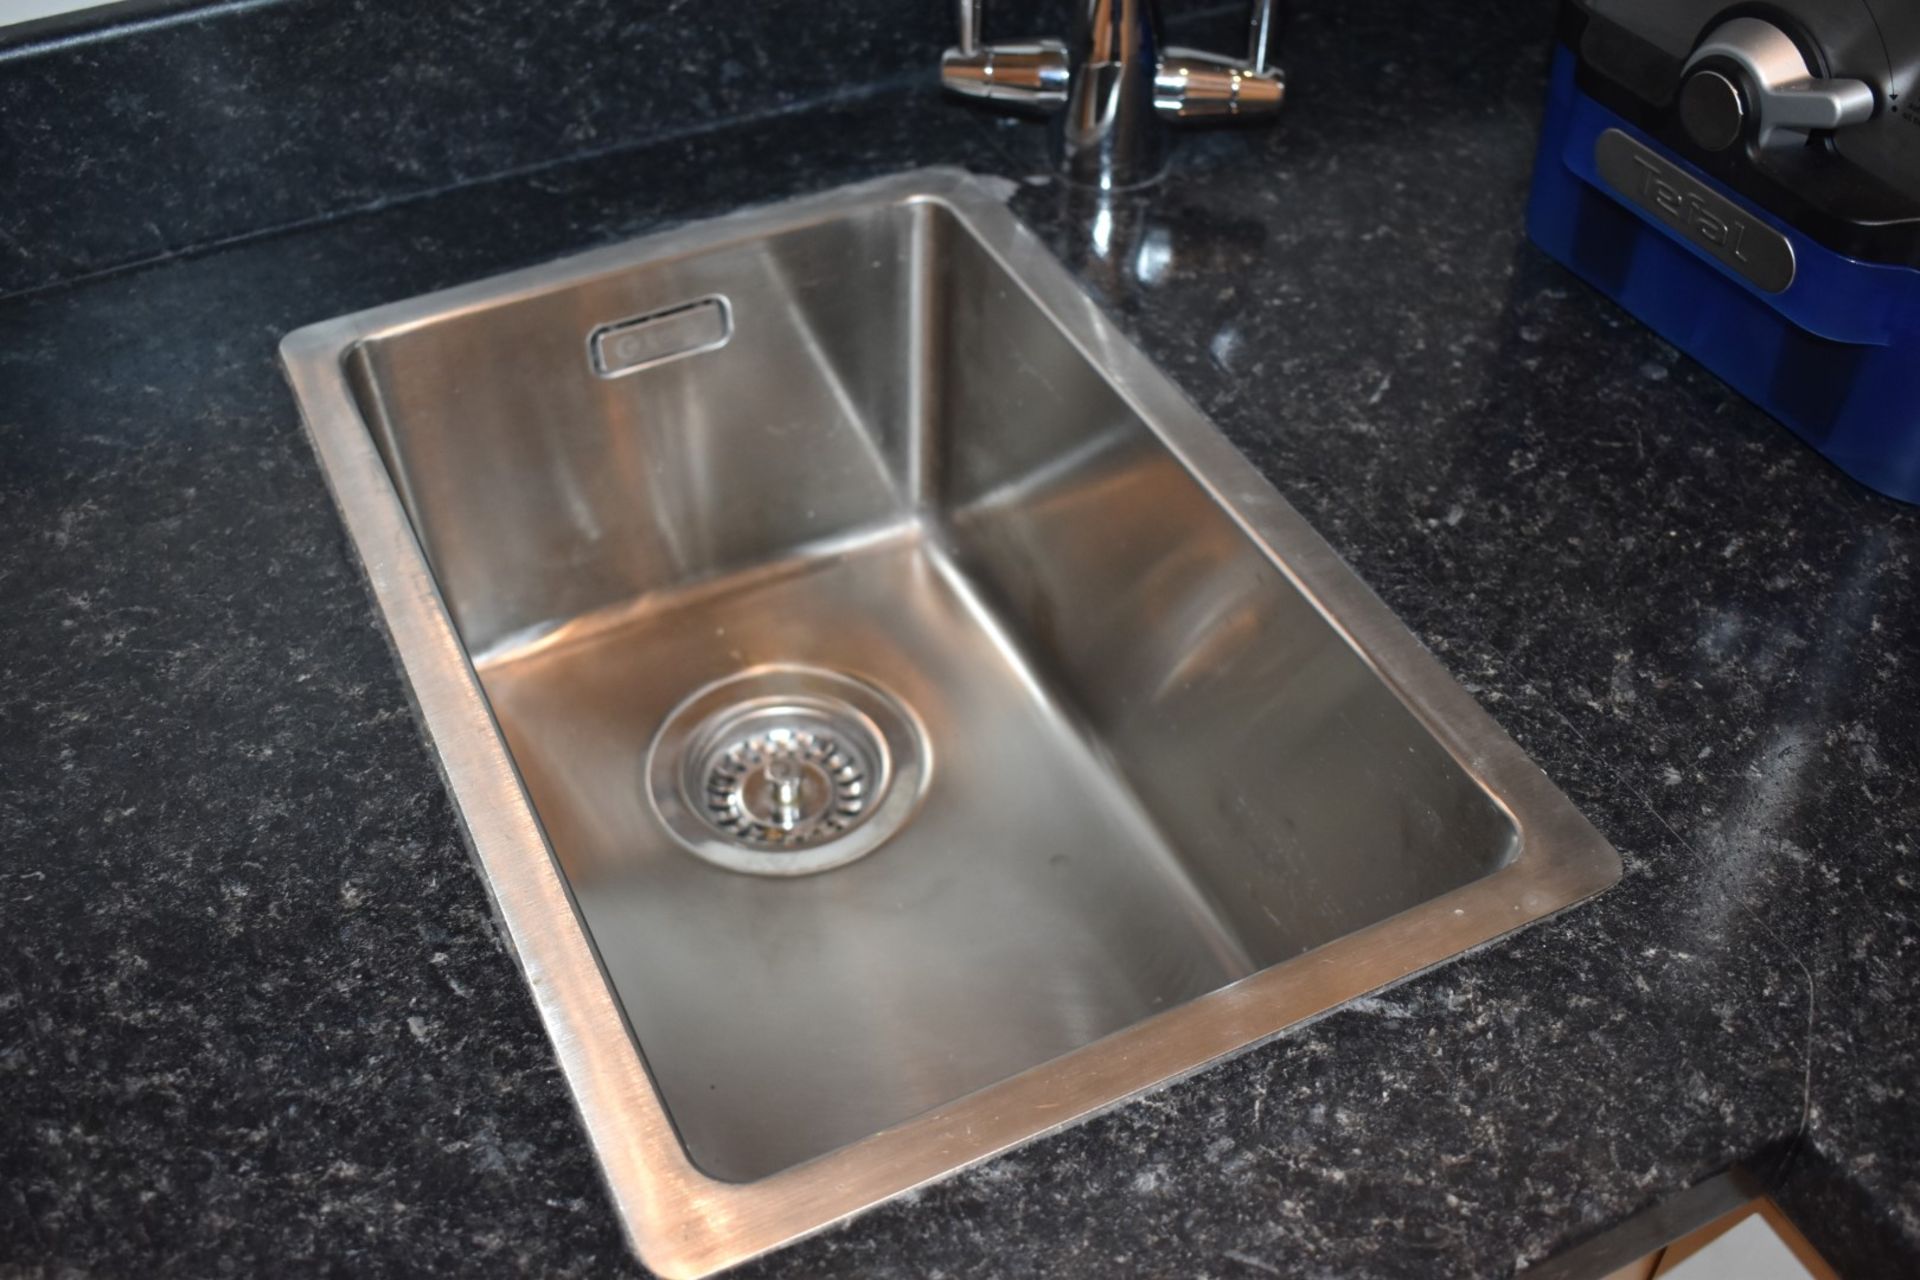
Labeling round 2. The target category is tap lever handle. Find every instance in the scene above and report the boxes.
[940,0,1287,160]
[957,0,981,57]
[942,39,1070,109]
[942,0,1067,111]
[1247,0,1274,74]
[1155,48,1284,119]
[1155,0,1284,120]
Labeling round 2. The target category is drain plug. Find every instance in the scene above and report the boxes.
[699,717,872,848]
[647,665,927,876]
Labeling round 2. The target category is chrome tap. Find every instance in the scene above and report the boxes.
[941,0,1284,189]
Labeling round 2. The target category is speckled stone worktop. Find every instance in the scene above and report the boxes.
[3,2,1915,1277]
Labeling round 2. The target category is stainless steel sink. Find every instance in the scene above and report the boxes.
[281,168,1620,1278]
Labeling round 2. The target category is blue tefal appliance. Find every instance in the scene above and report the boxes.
[1527,0,1920,502]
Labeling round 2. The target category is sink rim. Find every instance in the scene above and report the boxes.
[279,166,1621,1280]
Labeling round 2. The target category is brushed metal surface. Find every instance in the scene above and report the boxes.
[589,294,732,378]
[280,168,1621,1278]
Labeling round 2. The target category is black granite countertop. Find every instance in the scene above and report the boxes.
[3,2,1916,1277]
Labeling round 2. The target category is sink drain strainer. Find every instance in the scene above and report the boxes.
[647,665,928,876]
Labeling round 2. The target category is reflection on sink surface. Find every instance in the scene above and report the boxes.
[282,168,1619,1277]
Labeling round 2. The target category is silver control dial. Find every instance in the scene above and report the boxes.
[1681,16,1876,147]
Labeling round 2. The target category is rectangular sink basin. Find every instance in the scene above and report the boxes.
[281,168,1620,1278]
